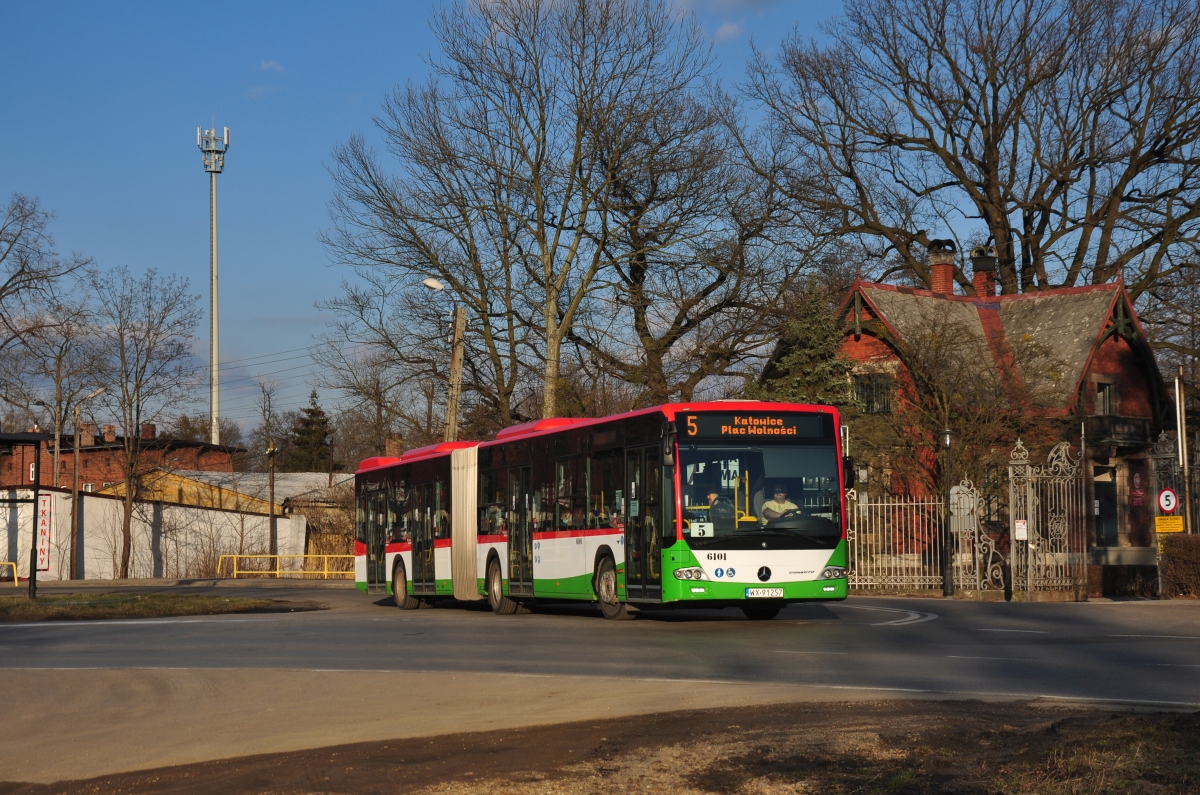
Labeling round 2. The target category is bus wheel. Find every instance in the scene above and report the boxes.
[595,557,630,621]
[393,561,419,610]
[487,559,519,615]
[741,606,781,620]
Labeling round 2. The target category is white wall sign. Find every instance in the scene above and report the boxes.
[36,494,53,571]
[1014,519,1028,541]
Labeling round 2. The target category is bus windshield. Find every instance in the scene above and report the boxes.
[679,443,842,549]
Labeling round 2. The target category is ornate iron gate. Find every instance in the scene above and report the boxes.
[1007,440,1087,595]
[950,480,1006,594]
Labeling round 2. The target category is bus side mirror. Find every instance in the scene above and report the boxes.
[842,456,856,489]
[663,422,676,466]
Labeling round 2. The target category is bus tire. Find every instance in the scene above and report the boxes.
[595,556,631,621]
[487,558,519,615]
[393,561,420,610]
[741,606,781,620]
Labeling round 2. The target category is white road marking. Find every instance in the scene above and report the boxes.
[975,629,1048,634]
[1110,634,1200,640]
[834,605,939,625]
[1147,663,1200,668]
[774,650,850,655]
[947,655,1033,661]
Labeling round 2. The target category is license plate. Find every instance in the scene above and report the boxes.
[745,587,784,598]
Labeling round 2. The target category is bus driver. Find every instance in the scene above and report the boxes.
[761,485,799,522]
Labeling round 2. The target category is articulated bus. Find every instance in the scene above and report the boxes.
[354,401,851,620]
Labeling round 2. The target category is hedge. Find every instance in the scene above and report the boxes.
[1160,534,1200,599]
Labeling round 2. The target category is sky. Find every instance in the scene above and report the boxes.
[0,0,843,429]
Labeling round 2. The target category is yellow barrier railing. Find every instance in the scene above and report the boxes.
[1,561,17,587]
[217,554,355,580]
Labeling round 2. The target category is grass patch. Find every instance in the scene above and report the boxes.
[0,592,308,621]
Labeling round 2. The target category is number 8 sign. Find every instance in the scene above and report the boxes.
[1159,489,1178,514]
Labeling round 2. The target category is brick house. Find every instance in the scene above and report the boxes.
[836,243,1172,566]
[0,422,239,491]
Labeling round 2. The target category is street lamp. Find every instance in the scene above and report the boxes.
[941,427,956,597]
[422,278,466,442]
[70,387,105,580]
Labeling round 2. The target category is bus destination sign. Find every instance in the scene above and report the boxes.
[681,412,828,440]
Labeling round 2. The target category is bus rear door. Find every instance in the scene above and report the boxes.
[365,488,388,593]
[508,466,533,596]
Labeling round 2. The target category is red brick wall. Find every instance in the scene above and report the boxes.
[0,443,234,489]
[1084,335,1153,417]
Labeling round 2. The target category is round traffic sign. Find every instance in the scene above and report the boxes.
[1159,489,1179,514]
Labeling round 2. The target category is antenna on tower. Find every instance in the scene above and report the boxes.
[198,124,230,445]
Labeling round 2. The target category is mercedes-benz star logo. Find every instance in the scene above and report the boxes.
[757,566,771,582]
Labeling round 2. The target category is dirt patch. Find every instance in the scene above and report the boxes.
[2,700,1196,795]
[0,592,324,621]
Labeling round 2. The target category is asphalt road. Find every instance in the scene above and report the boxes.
[4,583,1199,706]
[3,583,1199,783]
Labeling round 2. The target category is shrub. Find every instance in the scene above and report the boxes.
[1160,535,1200,599]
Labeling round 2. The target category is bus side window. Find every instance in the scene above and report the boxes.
[355,493,367,544]
[590,450,620,528]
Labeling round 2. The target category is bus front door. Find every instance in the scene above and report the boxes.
[411,482,436,595]
[508,466,533,596]
[625,446,662,600]
[366,489,387,593]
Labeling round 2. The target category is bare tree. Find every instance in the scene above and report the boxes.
[0,280,104,486]
[0,194,91,351]
[93,268,200,578]
[327,0,728,420]
[746,0,1200,300]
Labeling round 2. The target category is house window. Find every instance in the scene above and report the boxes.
[854,374,892,414]
[1095,382,1115,416]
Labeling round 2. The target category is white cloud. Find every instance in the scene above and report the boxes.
[258,59,284,73]
[714,22,743,41]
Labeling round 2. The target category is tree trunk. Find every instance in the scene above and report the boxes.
[543,328,560,419]
[119,490,133,579]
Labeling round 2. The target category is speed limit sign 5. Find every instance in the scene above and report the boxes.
[1158,489,1179,514]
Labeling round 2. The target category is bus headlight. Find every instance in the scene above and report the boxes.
[820,567,847,579]
[673,567,709,581]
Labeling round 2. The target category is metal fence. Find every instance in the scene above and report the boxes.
[848,439,1087,597]
[846,491,944,590]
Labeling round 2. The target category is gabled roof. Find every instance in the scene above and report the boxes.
[838,279,1160,411]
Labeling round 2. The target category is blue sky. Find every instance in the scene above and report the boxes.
[1,0,842,427]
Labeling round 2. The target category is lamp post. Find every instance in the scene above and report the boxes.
[70,387,105,580]
[941,427,956,597]
[422,278,466,442]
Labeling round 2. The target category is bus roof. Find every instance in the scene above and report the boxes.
[355,401,838,472]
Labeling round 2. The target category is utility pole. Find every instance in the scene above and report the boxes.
[445,307,466,442]
[267,447,277,558]
[198,125,229,445]
[1179,366,1194,535]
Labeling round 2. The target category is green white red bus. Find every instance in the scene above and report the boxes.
[354,401,851,620]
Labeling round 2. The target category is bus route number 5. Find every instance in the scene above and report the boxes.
[687,416,698,436]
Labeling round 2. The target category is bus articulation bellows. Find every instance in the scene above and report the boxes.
[354,402,851,620]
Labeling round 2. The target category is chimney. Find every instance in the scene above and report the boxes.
[385,436,403,457]
[80,422,96,447]
[970,245,998,297]
[927,239,956,294]
[102,424,116,443]
[141,422,156,440]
